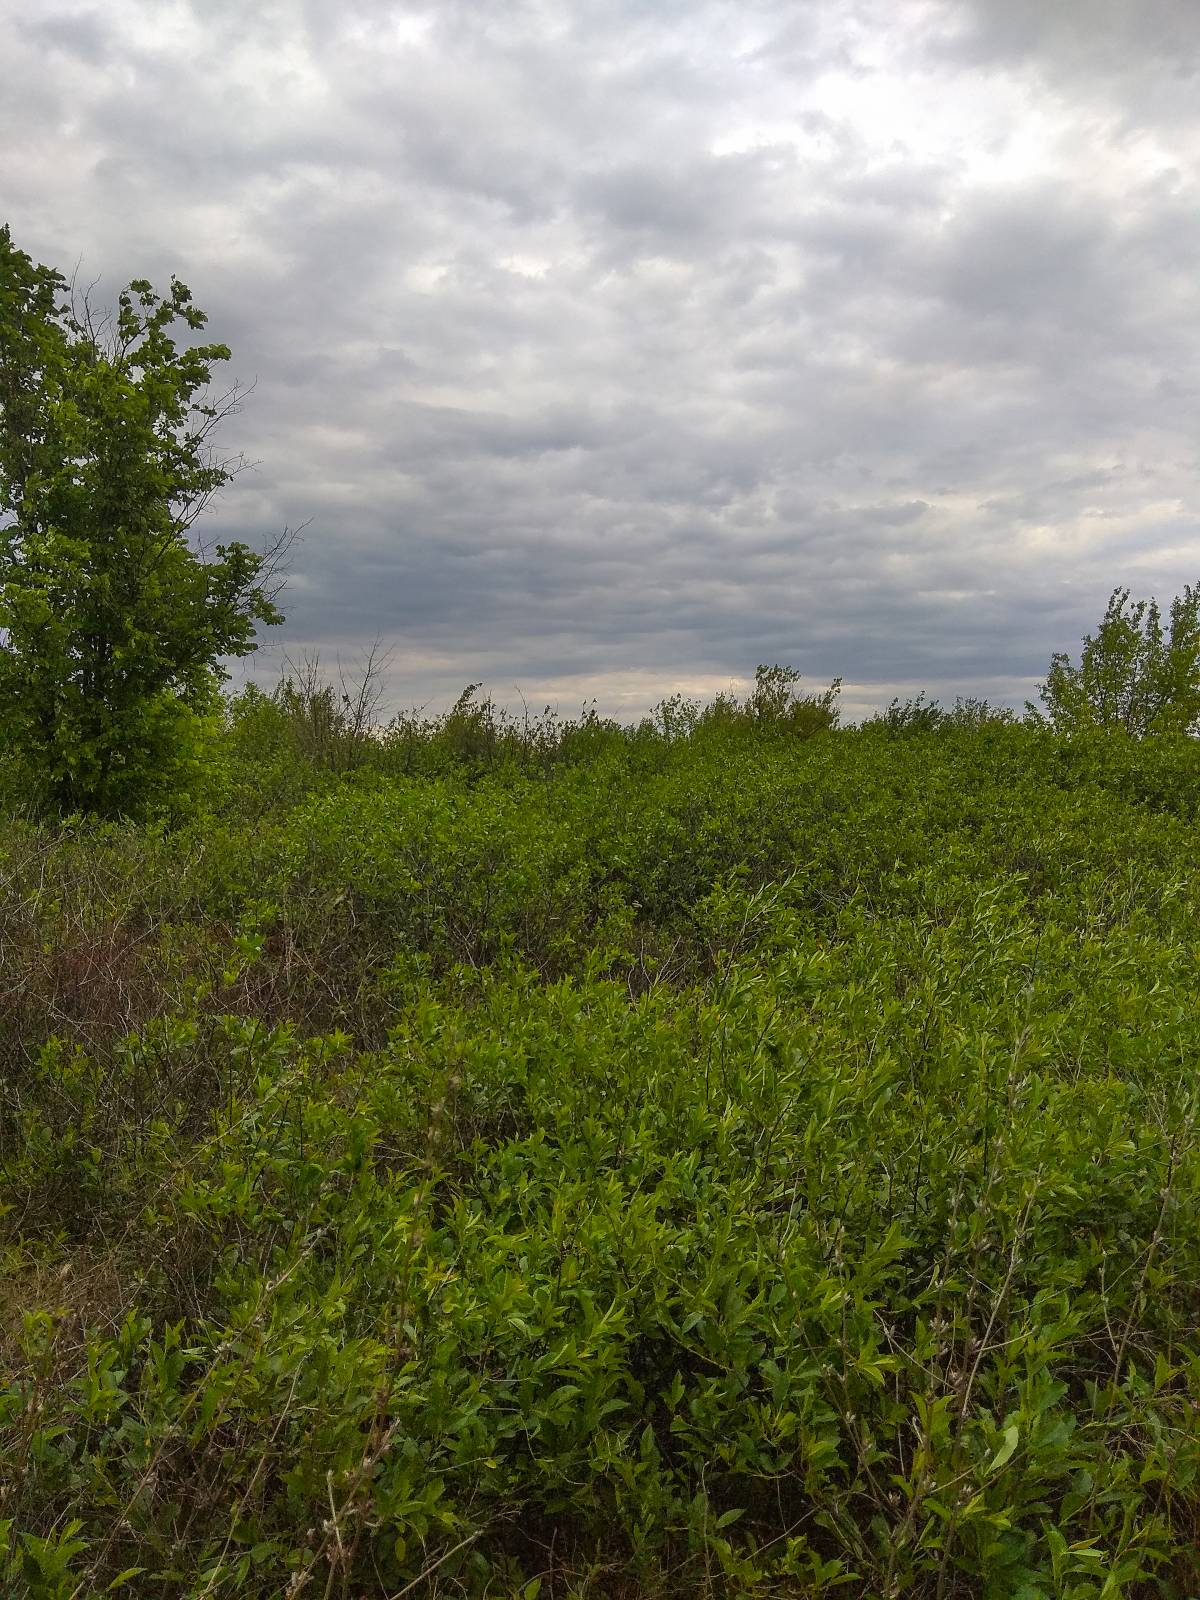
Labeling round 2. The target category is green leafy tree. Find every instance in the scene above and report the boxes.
[0,225,284,815]
[1031,585,1200,736]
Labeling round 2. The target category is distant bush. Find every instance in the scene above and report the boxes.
[870,689,947,733]
[665,663,842,742]
[865,692,1018,735]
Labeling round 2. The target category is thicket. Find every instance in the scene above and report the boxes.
[5,689,1200,1599]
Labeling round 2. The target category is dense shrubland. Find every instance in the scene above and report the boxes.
[7,226,1200,1596]
[5,686,1200,1599]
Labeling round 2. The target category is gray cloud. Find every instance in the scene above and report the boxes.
[932,0,1200,82]
[3,0,1199,718]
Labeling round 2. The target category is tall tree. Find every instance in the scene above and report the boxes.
[0,225,284,815]
[1032,585,1200,736]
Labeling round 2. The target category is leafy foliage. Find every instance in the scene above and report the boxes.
[0,225,282,817]
[1033,585,1200,736]
[4,706,1200,1597]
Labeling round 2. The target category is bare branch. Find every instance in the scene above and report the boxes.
[337,636,394,740]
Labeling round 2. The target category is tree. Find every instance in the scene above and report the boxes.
[0,224,284,815]
[1031,585,1200,736]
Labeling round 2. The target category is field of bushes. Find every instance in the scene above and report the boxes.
[4,682,1200,1598]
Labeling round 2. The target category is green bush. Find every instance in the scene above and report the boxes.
[4,716,1200,1596]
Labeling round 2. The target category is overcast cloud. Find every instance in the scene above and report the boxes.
[4,0,1199,718]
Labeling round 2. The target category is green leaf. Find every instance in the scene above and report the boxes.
[987,1424,1020,1475]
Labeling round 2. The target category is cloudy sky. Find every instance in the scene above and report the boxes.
[4,0,1200,719]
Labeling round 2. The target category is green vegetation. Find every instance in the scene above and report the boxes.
[0,227,282,818]
[5,226,1200,1596]
[4,682,1200,1599]
[1031,586,1200,738]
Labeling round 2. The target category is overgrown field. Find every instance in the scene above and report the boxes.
[5,705,1200,1598]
